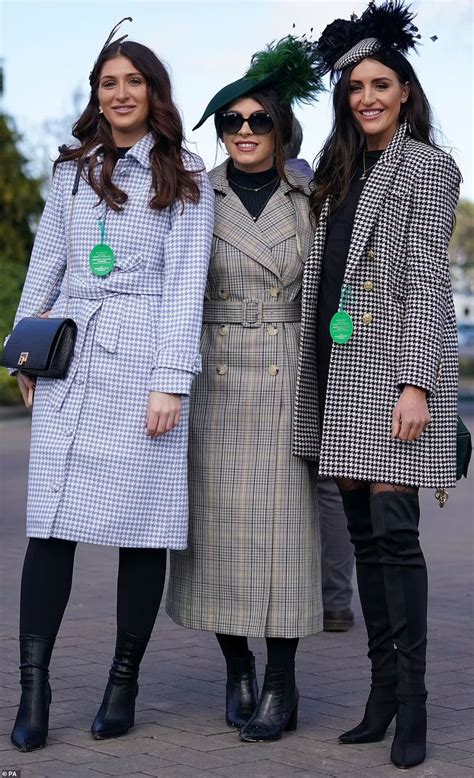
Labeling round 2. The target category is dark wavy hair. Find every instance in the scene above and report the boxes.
[55,40,201,211]
[214,87,299,189]
[309,51,437,221]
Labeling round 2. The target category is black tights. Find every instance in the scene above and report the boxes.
[216,633,298,669]
[20,537,167,640]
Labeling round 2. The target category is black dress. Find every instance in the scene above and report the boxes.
[317,150,383,420]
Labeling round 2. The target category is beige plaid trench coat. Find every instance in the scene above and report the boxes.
[166,161,323,638]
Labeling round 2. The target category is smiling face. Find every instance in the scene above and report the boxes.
[222,96,276,173]
[349,58,410,150]
[98,55,150,146]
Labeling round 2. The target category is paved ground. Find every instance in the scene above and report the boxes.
[0,413,473,778]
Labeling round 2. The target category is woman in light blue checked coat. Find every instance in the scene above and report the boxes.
[8,29,213,753]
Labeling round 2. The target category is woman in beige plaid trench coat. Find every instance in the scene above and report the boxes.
[167,38,325,744]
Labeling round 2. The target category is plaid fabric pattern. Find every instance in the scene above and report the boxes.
[12,133,214,548]
[167,163,323,638]
[333,37,381,71]
[294,124,461,489]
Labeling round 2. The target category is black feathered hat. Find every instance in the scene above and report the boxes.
[315,0,433,77]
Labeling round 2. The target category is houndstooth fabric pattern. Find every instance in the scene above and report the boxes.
[333,38,381,71]
[294,124,461,489]
[167,162,323,638]
[11,133,214,548]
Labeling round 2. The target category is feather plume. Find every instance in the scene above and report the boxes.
[245,35,325,105]
[360,0,420,53]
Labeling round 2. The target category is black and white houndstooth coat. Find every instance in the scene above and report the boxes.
[293,123,461,489]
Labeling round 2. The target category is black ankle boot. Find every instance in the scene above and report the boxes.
[339,489,399,745]
[239,664,298,742]
[371,491,428,769]
[225,654,258,729]
[91,630,149,740]
[339,685,398,744]
[11,635,55,752]
[391,698,427,769]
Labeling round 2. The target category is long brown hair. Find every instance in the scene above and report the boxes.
[310,51,437,221]
[55,40,201,211]
[214,87,299,190]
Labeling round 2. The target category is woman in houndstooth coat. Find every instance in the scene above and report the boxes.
[167,40,325,743]
[8,35,213,752]
[294,3,461,770]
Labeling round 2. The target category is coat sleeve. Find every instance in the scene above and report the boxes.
[13,163,68,326]
[149,164,214,395]
[396,153,461,395]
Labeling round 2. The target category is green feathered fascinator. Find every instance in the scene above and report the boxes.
[193,34,325,130]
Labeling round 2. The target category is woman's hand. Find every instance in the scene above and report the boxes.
[147,392,181,437]
[392,385,431,441]
[17,373,36,409]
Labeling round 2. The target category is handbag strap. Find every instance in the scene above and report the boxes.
[37,165,81,319]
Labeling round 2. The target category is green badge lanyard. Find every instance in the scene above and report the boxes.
[89,213,116,277]
[329,284,354,344]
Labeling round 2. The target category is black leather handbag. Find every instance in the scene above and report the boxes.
[456,415,472,481]
[1,317,77,378]
[1,167,81,380]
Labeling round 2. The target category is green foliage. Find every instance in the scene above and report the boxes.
[451,199,474,269]
[0,114,44,403]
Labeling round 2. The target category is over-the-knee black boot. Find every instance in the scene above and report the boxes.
[339,489,398,745]
[11,635,55,752]
[225,654,259,729]
[239,664,298,742]
[371,491,427,770]
[91,630,149,739]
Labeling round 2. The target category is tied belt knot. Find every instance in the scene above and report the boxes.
[203,299,301,328]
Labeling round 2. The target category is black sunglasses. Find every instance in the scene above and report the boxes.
[216,111,274,135]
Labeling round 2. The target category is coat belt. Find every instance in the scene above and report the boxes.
[203,299,301,328]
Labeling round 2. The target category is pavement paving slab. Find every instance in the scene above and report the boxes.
[1,415,473,777]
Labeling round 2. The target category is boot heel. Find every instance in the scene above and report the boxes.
[285,704,298,731]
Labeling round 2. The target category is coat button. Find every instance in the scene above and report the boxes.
[266,324,278,336]
[74,375,84,385]
[51,482,60,493]
[218,325,229,336]
[363,281,374,292]
[65,429,73,437]
[269,286,281,298]
[218,289,229,300]
[217,364,228,375]
[362,313,374,325]
[367,248,376,260]
[268,364,279,376]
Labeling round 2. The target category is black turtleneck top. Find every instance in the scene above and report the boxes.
[227,160,280,220]
[317,149,383,419]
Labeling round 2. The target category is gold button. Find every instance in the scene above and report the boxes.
[218,289,229,300]
[269,286,281,298]
[367,249,376,260]
[268,364,279,376]
[217,364,228,375]
[362,313,373,325]
[218,325,229,336]
[266,324,278,336]
[363,281,374,292]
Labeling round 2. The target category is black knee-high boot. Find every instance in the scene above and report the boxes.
[91,630,149,739]
[11,635,55,751]
[371,491,428,770]
[339,489,398,745]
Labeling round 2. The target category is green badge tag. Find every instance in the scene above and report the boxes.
[89,243,116,276]
[330,310,354,344]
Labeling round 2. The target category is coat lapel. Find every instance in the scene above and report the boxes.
[344,123,409,282]
[210,162,283,280]
[283,169,314,263]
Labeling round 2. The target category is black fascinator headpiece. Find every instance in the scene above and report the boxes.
[89,16,133,85]
[316,0,428,76]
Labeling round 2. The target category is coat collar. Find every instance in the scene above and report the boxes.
[209,161,312,279]
[343,122,409,281]
[86,131,154,168]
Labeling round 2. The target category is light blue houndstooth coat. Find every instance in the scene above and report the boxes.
[12,133,214,548]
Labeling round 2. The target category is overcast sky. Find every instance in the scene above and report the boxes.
[1,0,473,198]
